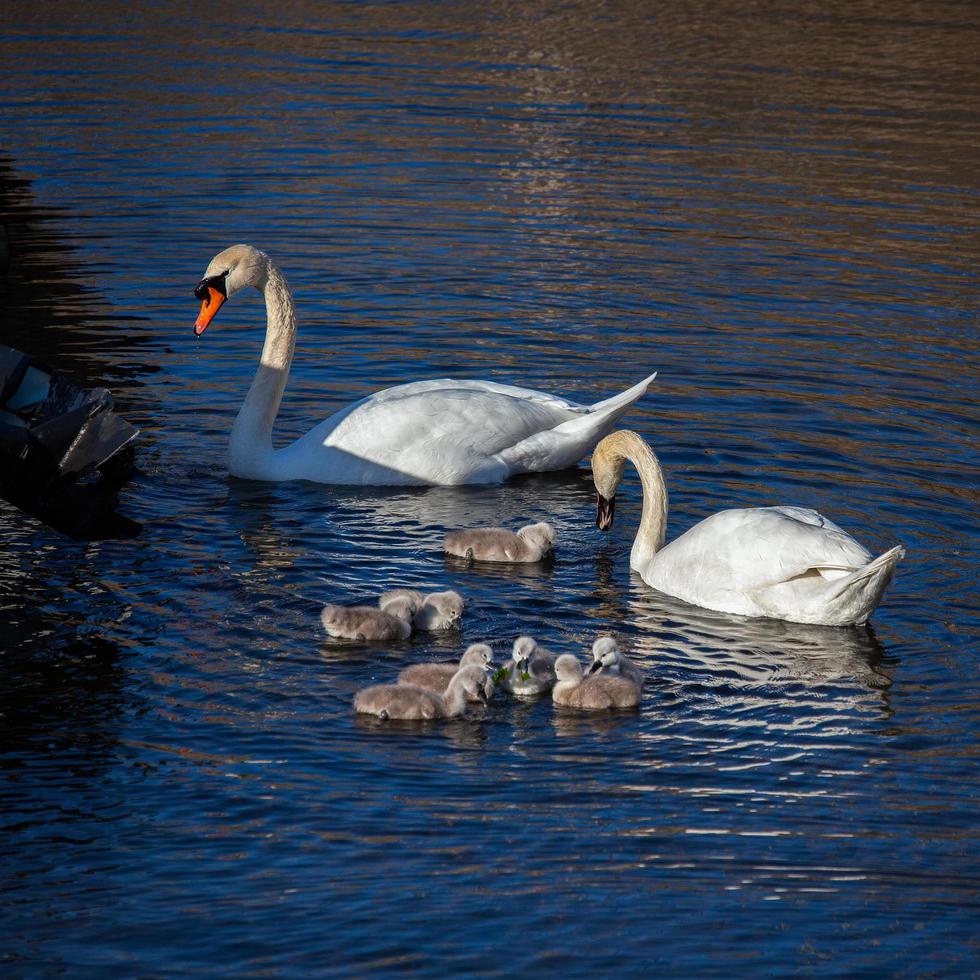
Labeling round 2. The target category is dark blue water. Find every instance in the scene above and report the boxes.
[1,1,978,974]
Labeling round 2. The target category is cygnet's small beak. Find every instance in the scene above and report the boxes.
[193,275,227,335]
[476,685,489,706]
[587,659,602,675]
[518,658,529,674]
[596,493,615,531]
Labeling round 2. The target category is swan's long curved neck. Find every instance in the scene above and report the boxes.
[228,263,296,478]
[599,431,668,572]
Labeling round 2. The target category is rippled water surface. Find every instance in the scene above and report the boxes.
[2,1,979,974]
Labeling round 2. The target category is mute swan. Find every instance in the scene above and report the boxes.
[412,590,465,630]
[321,596,414,640]
[354,664,489,720]
[444,522,556,562]
[398,643,495,700]
[552,654,642,709]
[588,637,645,688]
[500,635,557,697]
[193,245,657,485]
[592,431,905,626]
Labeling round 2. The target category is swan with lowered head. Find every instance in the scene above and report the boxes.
[592,431,904,626]
[398,643,496,700]
[500,635,557,697]
[379,587,465,629]
[321,596,414,641]
[354,664,489,721]
[193,246,657,485]
[588,637,645,688]
[552,654,641,710]
[444,522,556,563]
[412,590,465,630]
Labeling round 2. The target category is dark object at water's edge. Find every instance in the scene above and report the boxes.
[0,343,140,539]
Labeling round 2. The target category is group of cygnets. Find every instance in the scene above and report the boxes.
[321,588,466,641]
[353,635,644,721]
[323,519,648,720]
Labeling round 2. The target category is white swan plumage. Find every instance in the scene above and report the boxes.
[193,245,657,486]
[592,431,904,626]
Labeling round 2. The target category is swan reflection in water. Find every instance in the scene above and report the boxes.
[622,582,895,694]
[352,712,490,750]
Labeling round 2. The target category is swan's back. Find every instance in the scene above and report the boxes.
[642,505,902,625]
[285,382,580,485]
[646,507,870,594]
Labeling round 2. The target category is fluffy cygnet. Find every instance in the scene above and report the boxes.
[444,522,556,563]
[398,643,495,700]
[321,596,414,641]
[413,589,465,630]
[379,588,425,615]
[552,654,641,710]
[501,635,557,697]
[354,664,489,721]
[588,636,645,688]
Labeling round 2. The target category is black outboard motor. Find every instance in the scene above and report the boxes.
[0,344,140,539]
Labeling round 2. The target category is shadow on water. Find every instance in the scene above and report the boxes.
[0,156,154,386]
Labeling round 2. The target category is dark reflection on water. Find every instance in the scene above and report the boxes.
[1,0,979,974]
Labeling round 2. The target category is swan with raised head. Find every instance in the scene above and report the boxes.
[193,245,657,485]
[592,431,904,626]
[552,654,641,710]
[588,637,645,688]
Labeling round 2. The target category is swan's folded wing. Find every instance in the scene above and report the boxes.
[297,383,576,483]
[361,379,589,414]
[654,507,875,596]
[279,375,653,485]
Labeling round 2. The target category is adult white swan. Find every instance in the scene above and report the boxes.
[193,245,657,486]
[591,431,904,626]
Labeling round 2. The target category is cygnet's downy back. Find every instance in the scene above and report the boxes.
[321,598,413,641]
[444,521,556,563]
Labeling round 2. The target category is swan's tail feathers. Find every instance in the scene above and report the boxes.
[587,371,658,414]
[822,545,905,625]
[499,372,657,475]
